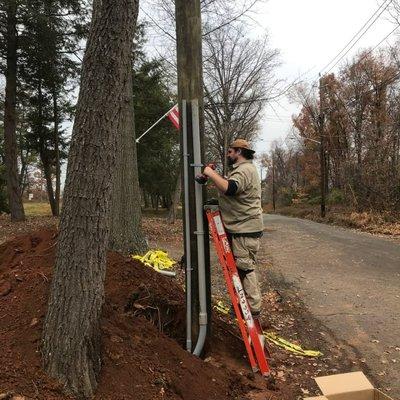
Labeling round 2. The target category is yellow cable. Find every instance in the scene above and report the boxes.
[131,250,176,272]
[213,300,323,357]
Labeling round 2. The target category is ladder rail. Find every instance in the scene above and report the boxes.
[208,216,258,371]
[206,208,271,377]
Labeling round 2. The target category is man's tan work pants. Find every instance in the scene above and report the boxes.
[231,235,262,315]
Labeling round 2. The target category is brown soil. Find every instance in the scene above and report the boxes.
[0,229,277,400]
[0,214,58,245]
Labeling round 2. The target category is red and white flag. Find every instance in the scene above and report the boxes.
[167,105,180,130]
[136,104,180,143]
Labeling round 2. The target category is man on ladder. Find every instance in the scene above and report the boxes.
[202,139,264,327]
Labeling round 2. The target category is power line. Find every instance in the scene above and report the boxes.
[356,24,400,65]
[264,117,293,121]
[322,0,394,74]
[298,0,395,111]
[298,21,400,125]
[204,79,302,108]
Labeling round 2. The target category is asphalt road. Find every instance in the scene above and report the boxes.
[262,214,400,397]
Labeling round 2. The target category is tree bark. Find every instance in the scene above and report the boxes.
[42,1,139,398]
[176,0,211,348]
[109,62,148,255]
[41,156,57,214]
[223,127,228,176]
[38,80,57,216]
[167,170,182,224]
[53,90,61,216]
[319,77,326,218]
[143,189,149,208]
[272,154,276,211]
[19,129,28,197]
[4,0,25,221]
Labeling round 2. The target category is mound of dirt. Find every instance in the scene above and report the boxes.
[0,229,271,400]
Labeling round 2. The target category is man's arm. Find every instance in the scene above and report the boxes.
[203,167,228,193]
[203,166,238,195]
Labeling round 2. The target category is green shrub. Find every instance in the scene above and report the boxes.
[308,195,321,205]
[327,189,345,205]
[278,188,294,206]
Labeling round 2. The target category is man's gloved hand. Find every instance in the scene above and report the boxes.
[204,198,219,206]
[194,174,208,184]
[195,163,216,184]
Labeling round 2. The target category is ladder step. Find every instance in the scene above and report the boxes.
[206,208,271,377]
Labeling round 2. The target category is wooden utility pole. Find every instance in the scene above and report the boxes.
[319,76,326,218]
[175,0,211,350]
[272,154,276,212]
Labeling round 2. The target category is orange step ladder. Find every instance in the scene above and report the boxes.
[205,205,272,377]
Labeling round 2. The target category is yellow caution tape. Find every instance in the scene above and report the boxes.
[213,300,323,357]
[132,250,176,272]
[263,332,323,357]
[213,300,230,315]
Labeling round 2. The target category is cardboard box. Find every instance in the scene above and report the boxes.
[304,371,395,400]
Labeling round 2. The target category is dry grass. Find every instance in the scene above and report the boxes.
[23,202,52,216]
[272,204,400,237]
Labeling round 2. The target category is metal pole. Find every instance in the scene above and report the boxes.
[272,154,276,212]
[192,99,208,356]
[319,76,326,218]
[176,0,211,354]
[182,100,192,352]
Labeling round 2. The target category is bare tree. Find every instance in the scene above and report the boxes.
[42,0,139,397]
[285,49,400,211]
[203,23,279,173]
[141,0,265,44]
[140,0,279,216]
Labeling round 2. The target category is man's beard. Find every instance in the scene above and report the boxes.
[227,155,236,166]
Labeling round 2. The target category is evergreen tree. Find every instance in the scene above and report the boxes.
[134,59,180,210]
[0,0,25,220]
[1,0,88,218]
[0,123,9,213]
[18,0,86,216]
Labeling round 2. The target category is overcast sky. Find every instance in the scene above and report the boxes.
[250,0,397,154]
[51,0,400,185]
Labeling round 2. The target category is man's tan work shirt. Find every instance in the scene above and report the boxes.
[219,160,263,234]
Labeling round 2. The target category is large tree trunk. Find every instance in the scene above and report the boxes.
[109,63,148,254]
[143,189,149,208]
[38,81,57,216]
[53,90,61,216]
[4,0,25,221]
[41,156,57,214]
[167,170,182,224]
[42,1,138,398]
[19,128,28,196]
